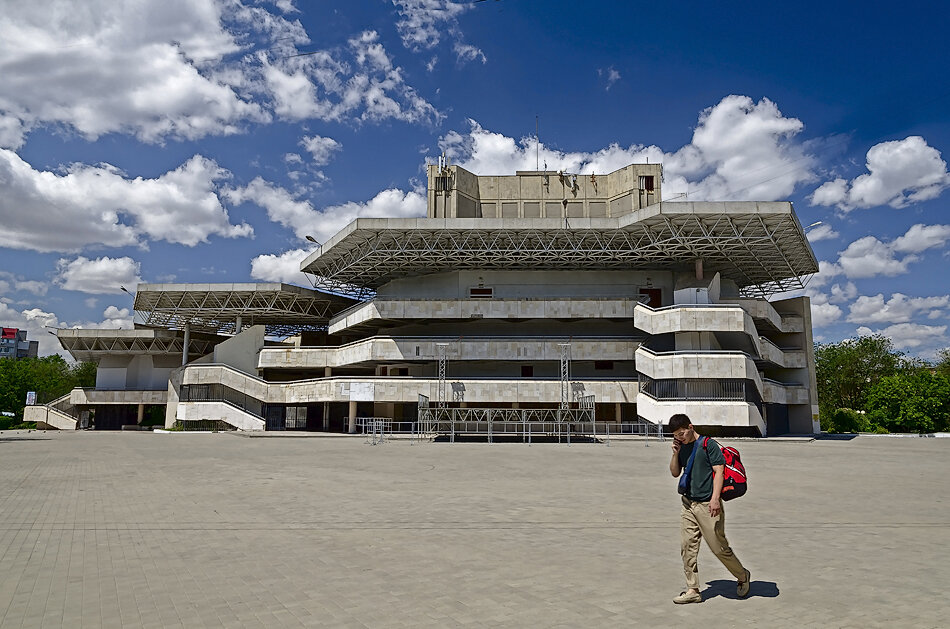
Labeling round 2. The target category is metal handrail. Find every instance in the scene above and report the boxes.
[761,378,805,387]
[637,345,748,357]
[183,363,640,386]
[292,333,646,350]
[635,302,746,312]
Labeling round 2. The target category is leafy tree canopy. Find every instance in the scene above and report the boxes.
[815,334,902,421]
[0,356,96,420]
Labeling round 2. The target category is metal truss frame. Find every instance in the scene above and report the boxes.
[303,209,818,299]
[417,405,597,441]
[133,283,356,336]
[56,330,218,361]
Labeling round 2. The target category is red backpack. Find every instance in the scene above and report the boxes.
[702,437,747,501]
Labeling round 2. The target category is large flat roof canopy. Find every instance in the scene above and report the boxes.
[300,202,820,298]
[55,328,223,362]
[132,283,357,336]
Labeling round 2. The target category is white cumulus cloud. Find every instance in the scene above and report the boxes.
[0,151,253,253]
[439,95,816,201]
[300,135,342,165]
[890,223,950,254]
[227,179,426,245]
[847,293,950,325]
[55,256,143,295]
[810,136,950,210]
[837,236,915,279]
[0,0,288,148]
[0,300,132,357]
[259,30,442,125]
[805,223,839,242]
[250,248,312,285]
[856,322,948,356]
[392,0,484,64]
[809,299,843,328]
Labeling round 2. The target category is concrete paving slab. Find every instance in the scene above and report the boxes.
[0,430,947,628]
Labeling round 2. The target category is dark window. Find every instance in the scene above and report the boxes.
[594,360,614,370]
[639,175,655,191]
[521,365,534,377]
[469,287,493,299]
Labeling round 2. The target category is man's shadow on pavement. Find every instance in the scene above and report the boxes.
[703,579,780,600]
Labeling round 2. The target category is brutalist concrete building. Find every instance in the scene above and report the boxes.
[29,162,820,437]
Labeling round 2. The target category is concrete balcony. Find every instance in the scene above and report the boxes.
[329,298,637,334]
[635,346,756,381]
[259,336,640,369]
[721,298,804,333]
[761,380,810,405]
[756,337,806,368]
[181,364,639,405]
[634,303,757,337]
[635,393,766,435]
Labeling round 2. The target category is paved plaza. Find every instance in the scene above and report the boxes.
[0,431,947,628]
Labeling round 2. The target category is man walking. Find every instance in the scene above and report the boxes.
[668,413,750,603]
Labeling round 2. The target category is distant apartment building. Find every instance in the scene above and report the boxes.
[1,328,38,359]
[29,162,820,437]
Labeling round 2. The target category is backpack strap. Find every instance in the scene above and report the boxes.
[679,435,703,496]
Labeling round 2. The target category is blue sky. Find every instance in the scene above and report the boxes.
[1,0,948,359]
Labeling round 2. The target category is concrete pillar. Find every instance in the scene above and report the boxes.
[460,401,468,408]
[324,367,332,378]
[181,323,190,366]
[511,401,519,409]
[235,316,242,335]
[322,401,329,430]
[137,403,145,425]
[348,400,357,433]
[615,402,622,423]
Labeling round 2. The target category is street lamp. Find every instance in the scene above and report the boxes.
[305,235,321,245]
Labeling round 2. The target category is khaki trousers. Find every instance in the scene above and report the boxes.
[680,496,746,590]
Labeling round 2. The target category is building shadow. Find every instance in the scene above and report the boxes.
[703,578,779,600]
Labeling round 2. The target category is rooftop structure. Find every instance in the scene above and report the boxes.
[1,327,38,360]
[29,162,820,438]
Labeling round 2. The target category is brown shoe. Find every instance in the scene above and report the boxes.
[737,569,751,598]
[673,590,702,604]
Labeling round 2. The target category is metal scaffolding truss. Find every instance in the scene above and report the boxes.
[132,282,357,336]
[55,329,219,361]
[417,405,597,442]
[301,204,818,299]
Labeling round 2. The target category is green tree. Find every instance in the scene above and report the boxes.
[815,334,903,422]
[866,371,950,433]
[0,356,97,420]
[936,348,950,377]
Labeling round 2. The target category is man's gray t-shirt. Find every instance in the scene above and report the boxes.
[678,438,726,501]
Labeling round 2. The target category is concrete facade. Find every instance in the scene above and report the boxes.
[0,327,38,359]
[34,162,820,437]
[428,163,662,219]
